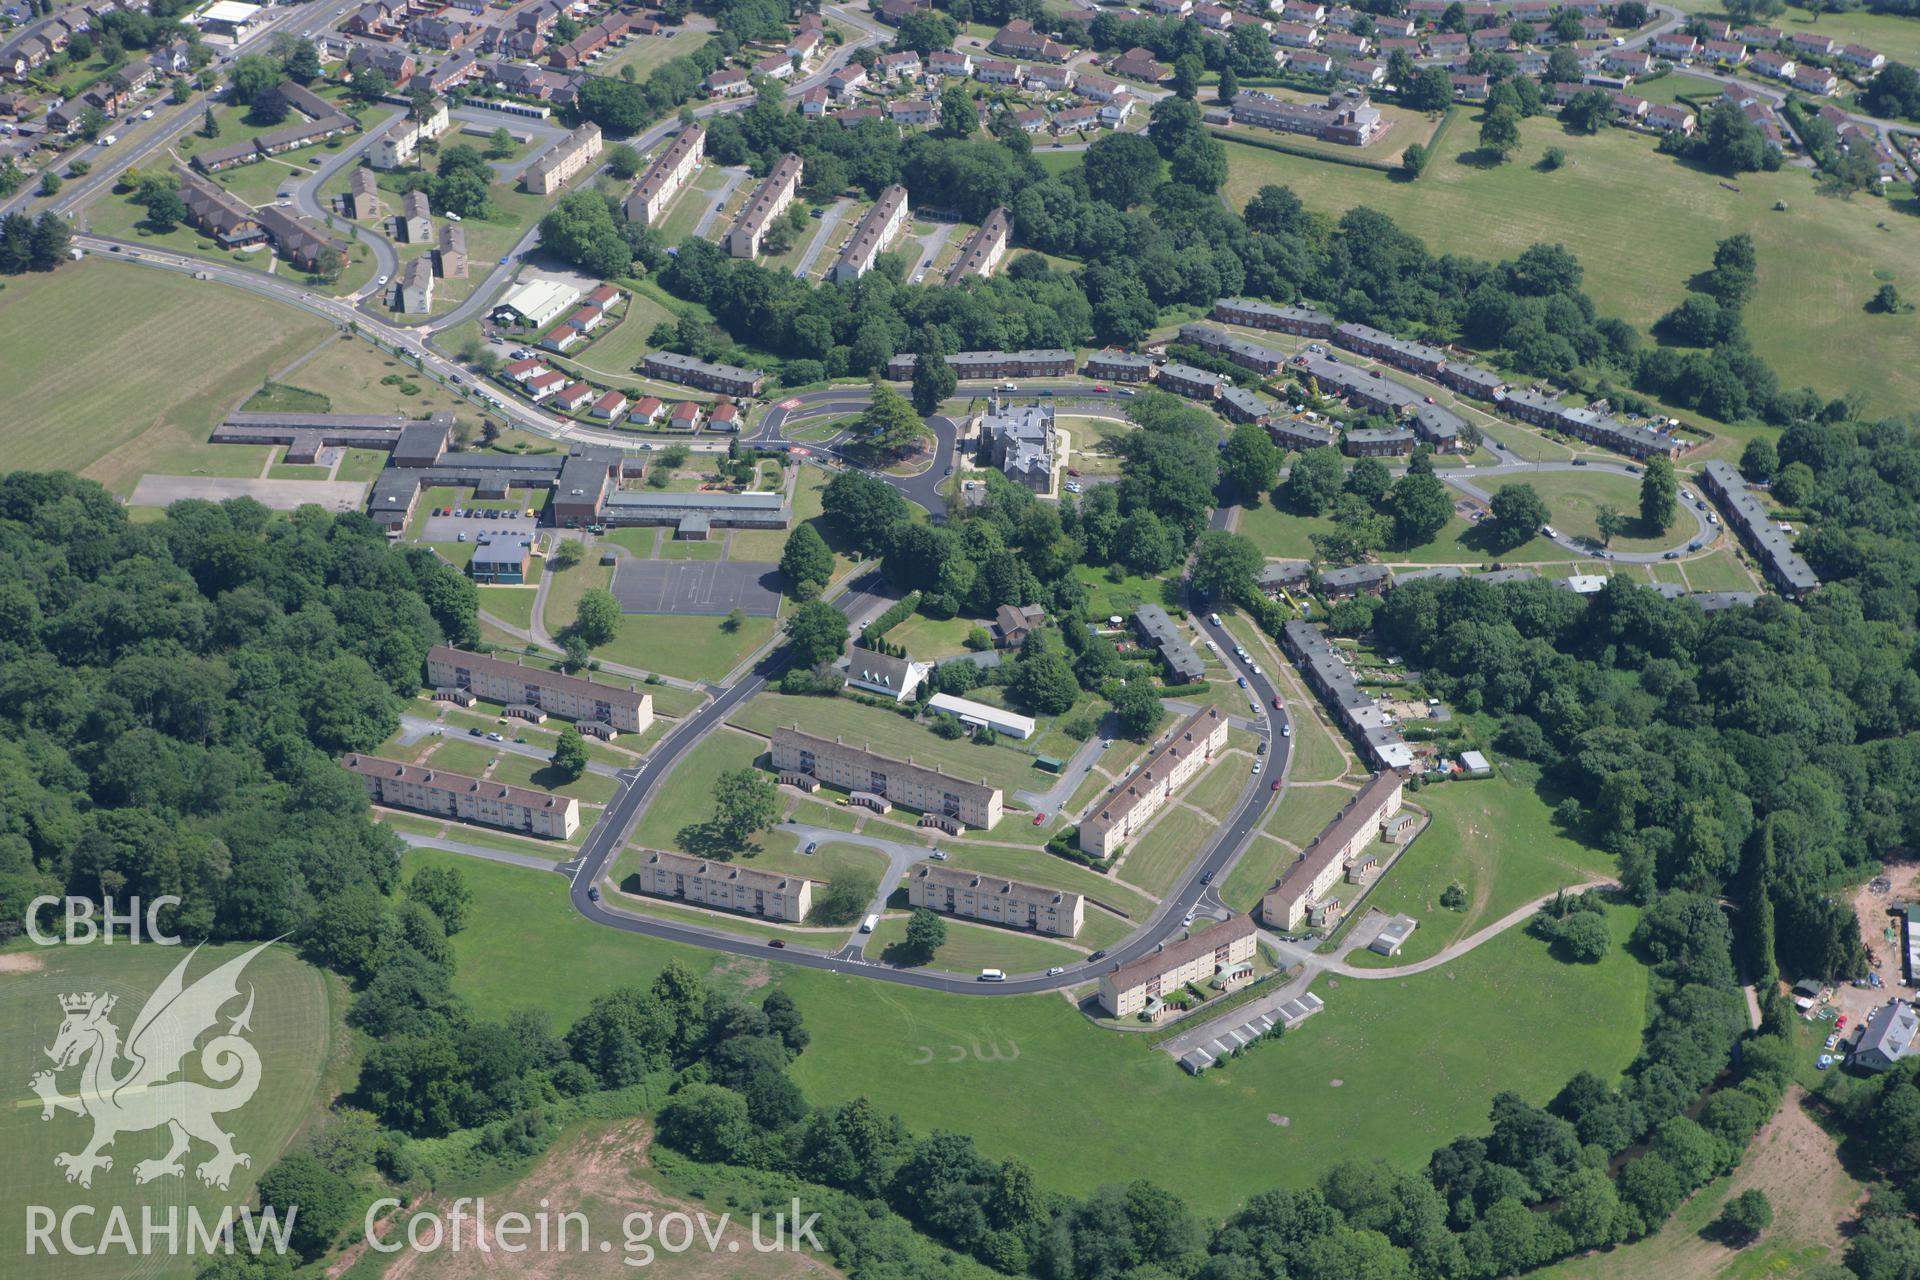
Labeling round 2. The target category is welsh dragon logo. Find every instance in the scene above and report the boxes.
[30,942,270,1191]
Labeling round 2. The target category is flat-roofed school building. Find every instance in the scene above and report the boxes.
[1099,913,1259,1016]
[342,753,581,838]
[906,864,1085,936]
[632,848,813,922]
[771,726,1004,831]
[426,645,654,734]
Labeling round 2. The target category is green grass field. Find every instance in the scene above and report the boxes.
[866,913,1087,975]
[884,612,988,660]
[1218,115,1920,418]
[1678,544,1761,593]
[426,848,1651,1215]
[1072,563,1182,621]
[563,292,679,380]
[729,693,1052,801]
[0,262,330,493]
[628,728,768,852]
[476,585,537,630]
[1341,775,1617,967]
[597,611,778,684]
[0,940,337,1280]
[1518,470,1678,552]
[1264,781,1364,849]
[1116,805,1221,898]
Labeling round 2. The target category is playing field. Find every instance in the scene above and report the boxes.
[1218,115,1920,417]
[427,849,1651,1216]
[0,940,337,1280]
[0,262,330,492]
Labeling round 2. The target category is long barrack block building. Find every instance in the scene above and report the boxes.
[1079,705,1227,857]
[906,864,1085,936]
[632,848,813,922]
[623,123,705,226]
[771,726,1004,830]
[1261,771,1404,930]
[1099,913,1259,1017]
[426,645,654,733]
[343,753,580,838]
[727,152,803,257]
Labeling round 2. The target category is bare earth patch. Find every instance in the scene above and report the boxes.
[379,1120,840,1280]
[1267,1114,1290,1127]
[0,952,47,975]
[1554,1085,1859,1280]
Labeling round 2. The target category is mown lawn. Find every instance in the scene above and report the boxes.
[0,261,328,491]
[428,849,1653,1216]
[1116,806,1221,898]
[1263,781,1363,850]
[1218,115,1920,419]
[1341,774,1617,968]
[866,913,1088,975]
[627,727,767,852]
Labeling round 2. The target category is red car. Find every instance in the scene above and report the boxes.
[1093,384,1108,392]
[1270,779,1283,791]
[1067,467,1082,477]
[1032,812,1047,826]
[1272,697,1283,710]
[1837,1015,1849,1029]
[1424,396,1436,405]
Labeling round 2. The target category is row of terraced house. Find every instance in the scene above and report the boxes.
[1208,297,1687,461]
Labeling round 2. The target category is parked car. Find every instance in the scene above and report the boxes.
[1271,778,1283,791]
[1087,950,1106,962]
[1182,912,1196,927]
[767,938,786,948]
[587,886,600,902]
[1200,871,1214,885]
[803,841,817,854]
[486,731,504,742]
[1046,966,1065,976]
[1236,675,1248,688]
[1032,812,1047,825]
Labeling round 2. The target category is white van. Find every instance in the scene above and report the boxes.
[860,914,878,934]
[978,968,1006,982]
